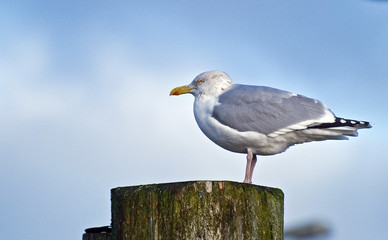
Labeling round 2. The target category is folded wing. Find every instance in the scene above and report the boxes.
[211,84,335,136]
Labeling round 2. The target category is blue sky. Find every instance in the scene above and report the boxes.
[1,1,387,239]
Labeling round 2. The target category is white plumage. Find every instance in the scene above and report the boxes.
[170,71,371,183]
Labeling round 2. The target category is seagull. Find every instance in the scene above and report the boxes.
[170,71,371,183]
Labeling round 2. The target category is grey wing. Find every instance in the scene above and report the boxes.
[211,84,333,135]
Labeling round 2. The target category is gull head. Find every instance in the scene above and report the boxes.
[170,71,233,97]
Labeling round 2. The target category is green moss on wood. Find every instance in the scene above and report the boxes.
[111,181,283,240]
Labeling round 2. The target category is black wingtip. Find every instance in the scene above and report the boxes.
[309,117,372,129]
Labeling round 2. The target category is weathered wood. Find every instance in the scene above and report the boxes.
[111,181,284,240]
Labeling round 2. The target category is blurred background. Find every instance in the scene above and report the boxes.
[1,1,387,239]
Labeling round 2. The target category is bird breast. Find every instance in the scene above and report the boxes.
[193,95,269,154]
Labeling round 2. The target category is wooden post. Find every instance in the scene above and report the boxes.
[111,181,283,240]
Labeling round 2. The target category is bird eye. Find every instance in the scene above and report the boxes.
[197,80,204,85]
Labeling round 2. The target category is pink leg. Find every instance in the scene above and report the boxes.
[243,149,257,184]
[250,154,257,181]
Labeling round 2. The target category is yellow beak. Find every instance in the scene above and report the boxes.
[170,85,194,96]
